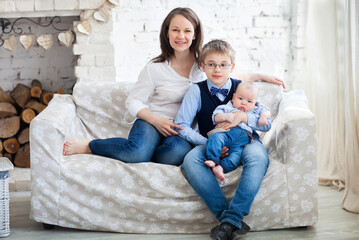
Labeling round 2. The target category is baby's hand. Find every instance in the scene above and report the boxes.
[258,115,268,126]
[225,113,235,122]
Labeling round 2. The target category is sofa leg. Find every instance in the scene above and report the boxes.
[43,223,55,229]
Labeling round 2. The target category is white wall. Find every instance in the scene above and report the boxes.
[112,0,306,90]
[0,0,307,92]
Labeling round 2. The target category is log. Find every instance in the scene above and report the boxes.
[40,90,54,105]
[18,127,29,144]
[0,116,20,138]
[3,138,20,154]
[31,79,42,98]
[0,102,17,118]
[11,83,32,108]
[0,140,2,153]
[4,153,12,161]
[0,87,14,103]
[21,108,36,124]
[56,88,65,94]
[24,99,46,114]
[14,143,30,168]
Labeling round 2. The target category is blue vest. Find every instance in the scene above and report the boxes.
[196,78,241,137]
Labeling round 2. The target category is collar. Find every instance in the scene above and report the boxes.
[206,78,232,91]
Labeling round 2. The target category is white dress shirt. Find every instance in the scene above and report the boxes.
[125,60,205,120]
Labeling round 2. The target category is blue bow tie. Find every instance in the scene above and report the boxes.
[210,86,229,96]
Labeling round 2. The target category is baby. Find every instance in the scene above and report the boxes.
[205,81,271,181]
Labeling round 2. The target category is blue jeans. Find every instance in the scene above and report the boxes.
[206,127,250,173]
[181,139,269,229]
[89,119,193,166]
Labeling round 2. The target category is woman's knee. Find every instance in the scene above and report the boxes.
[152,136,193,166]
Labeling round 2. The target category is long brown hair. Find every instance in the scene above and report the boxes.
[152,7,203,64]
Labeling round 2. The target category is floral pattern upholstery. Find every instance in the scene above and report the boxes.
[30,81,317,233]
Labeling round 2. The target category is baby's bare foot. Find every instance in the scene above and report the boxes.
[63,139,92,156]
[205,160,216,168]
[212,165,225,182]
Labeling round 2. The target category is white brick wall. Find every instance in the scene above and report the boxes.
[0,0,307,92]
[112,0,305,89]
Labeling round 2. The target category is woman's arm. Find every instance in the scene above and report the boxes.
[137,108,182,137]
[233,72,286,89]
[126,64,181,137]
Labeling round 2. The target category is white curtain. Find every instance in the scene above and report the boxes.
[304,0,359,213]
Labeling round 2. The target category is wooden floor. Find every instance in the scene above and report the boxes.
[7,186,359,240]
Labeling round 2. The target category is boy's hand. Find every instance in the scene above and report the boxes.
[216,111,247,130]
[220,146,229,159]
[214,113,234,123]
[216,121,235,130]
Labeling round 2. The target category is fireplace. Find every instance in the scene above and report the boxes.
[0,0,117,184]
[0,0,118,90]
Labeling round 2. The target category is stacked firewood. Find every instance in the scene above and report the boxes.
[0,80,63,168]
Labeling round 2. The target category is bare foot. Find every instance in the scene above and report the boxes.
[212,165,225,182]
[205,160,216,168]
[63,139,92,156]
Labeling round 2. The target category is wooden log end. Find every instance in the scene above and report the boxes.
[21,108,36,124]
[11,83,32,108]
[4,138,20,154]
[18,127,29,145]
[0,102,17,118]
[41,92,54,105]
[56,89,65,94]
[31,86,42,98]
[0,116,20,138]
[0,87,14,103]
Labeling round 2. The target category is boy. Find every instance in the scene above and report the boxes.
[206,81,271,182]
[175,39,270,240]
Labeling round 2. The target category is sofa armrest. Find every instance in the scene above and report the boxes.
[30,94,91,223]
[32,94,77,136]
[262,90,317,166]
[260,90,318,227]
[262,90,318,226]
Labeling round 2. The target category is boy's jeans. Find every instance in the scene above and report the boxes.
[181,139,269,229]
[89,119,193,166]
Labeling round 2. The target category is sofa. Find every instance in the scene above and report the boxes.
[29,81,318,233]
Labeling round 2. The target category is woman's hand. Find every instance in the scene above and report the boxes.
[152,117,183,137]
[258,74,286,89]
[137,108,182,137]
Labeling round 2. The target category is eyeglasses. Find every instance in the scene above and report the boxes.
[204,63,232,69]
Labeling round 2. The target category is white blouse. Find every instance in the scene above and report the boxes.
[125,60,205,120]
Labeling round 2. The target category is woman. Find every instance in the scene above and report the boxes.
[63,8,203,166]
[63,7,284,167]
